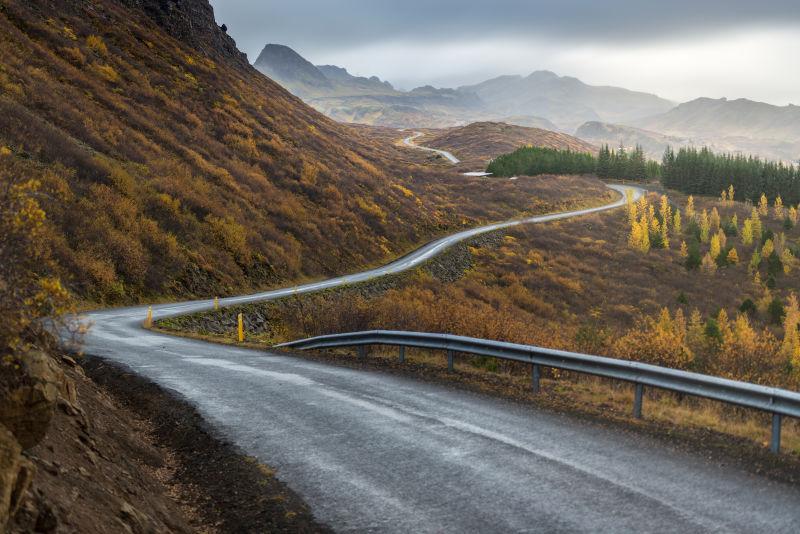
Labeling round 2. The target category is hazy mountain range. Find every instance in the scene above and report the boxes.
[254,44,800,164]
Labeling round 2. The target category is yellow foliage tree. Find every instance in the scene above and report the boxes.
[679,240,688,257]
[758,193,769,216]
[613,308,693,369]
[699,209,710,242]
[774,195,784,219]
[782,248,795,274]
[727,247,739,264]
[659,195,671,229]
[701,252,717,273]
[627,193,638,225]
[782,294,800,368]
[741,219,753,246]
[709,233,721,259]
[720,190,727,203]
[750,208,762,241]
[728,184,735,204]
[685,196,695,220]
[672,209,682,235]
[710,207,721,230]
[0,177,73,357]
[762,238,774,259]
[790,206,799,226]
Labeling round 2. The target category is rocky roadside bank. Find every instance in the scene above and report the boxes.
[1,351,330,533]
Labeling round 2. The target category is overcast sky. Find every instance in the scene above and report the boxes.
[210,1,800,105]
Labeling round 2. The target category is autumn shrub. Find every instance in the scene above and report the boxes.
[0,172,73,359]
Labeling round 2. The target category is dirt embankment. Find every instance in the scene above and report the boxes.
[5,353,329,533]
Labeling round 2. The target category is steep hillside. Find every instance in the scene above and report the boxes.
[425,122,597,167]
[458,71,675,131]
[0,0,564,303]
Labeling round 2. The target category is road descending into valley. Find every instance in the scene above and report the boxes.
[80,183,800,532]
[402,131,461,163]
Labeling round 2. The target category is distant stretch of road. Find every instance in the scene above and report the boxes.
[402,131,460,164]
[79,180,800,532]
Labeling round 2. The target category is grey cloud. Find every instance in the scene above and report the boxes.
[210,0,800,60]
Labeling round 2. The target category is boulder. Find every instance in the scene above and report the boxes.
[0,423,35,528]
[0,351,66,449]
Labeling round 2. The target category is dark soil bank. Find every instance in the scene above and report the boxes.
[9,354,329,533]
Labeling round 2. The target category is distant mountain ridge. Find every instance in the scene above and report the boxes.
[458,70,675,130]
[632,97,800,142]
[253,44,800,163]
[251,44,674,131]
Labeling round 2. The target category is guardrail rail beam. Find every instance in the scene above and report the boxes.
[276,330,800,454]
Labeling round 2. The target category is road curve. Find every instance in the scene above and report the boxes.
[403,131,460,164]
[80,184,800,533]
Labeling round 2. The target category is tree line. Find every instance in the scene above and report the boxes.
[486,144,654,181]
[487,143,800,207]
[661,147,800,206]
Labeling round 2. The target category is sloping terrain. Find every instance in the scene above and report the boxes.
[424,122,597,167]
[0,0,568,304]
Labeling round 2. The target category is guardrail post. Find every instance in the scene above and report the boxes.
[358,346,366,361]
[771,413,782,454]
[447,350,454,372]
[531,364,541,393]
[399,346,405,364]
[633,384,644,419]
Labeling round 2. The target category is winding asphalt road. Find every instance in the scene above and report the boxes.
[402,131,461,164]
[80,183,800,532]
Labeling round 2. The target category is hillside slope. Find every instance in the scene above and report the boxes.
[425,122,597,167]
[0,0,562,303]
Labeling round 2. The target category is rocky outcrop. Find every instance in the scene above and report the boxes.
[118,0,249,68]
[0,424,34,529]
[0,351,69,450]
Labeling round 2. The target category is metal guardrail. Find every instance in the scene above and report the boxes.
[277,330,800,453]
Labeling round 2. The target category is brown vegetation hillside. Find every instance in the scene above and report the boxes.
[0,0,581,304]
[424,122,597,168]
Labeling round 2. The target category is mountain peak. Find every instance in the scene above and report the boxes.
[118,0,248,68]
[527,70,559,80]
[254,44,331,91]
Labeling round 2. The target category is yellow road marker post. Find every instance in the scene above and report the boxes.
[214,296,219,310]
[237,313,244,342]
[144,306,153,328]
